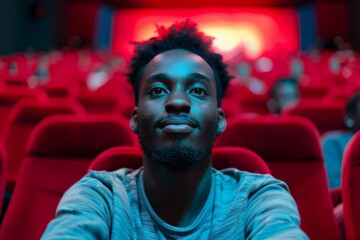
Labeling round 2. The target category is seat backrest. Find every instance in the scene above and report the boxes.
[89,146,143,171]
[282,99,346,135]
[0,86,48,136]
[342,131,360,240]
[299,85,329,99]
[0,114,138,240]
[2,98,86,190]
[75,88,134,117]
[239,94,270,116]
[215,115,340,240]
[211,146,270,174]
[0,141,6,215]
[88,146,270,174]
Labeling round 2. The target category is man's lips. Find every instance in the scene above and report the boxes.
[158,117,198,134]
[162,124,193,133]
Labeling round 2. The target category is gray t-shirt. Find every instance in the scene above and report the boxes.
[42,168,308,239]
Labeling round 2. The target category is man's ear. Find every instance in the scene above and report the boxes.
[267,99,276,113]
[129,107,139,133]
[344,115,354,128]
[216,108,227,136]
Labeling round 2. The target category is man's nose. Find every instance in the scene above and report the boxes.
[165,90,191,114]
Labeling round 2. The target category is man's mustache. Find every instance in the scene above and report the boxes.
[156,114,200,129]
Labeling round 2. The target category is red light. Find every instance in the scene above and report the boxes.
[112,8,299,61]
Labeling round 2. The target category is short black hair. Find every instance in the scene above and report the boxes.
[346,92,360,116]
[127,19,232,107]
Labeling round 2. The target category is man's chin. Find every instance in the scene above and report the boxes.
[141,143,212,171]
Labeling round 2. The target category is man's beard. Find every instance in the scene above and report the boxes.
[139,122,217,171]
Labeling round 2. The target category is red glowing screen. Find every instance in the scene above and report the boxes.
[112,8,299,62]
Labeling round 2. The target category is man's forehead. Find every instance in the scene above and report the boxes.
[143,49,215,81]
[150,49,207,65]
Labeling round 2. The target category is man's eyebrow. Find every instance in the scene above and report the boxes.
[186,73,210,83]
[146,73,211,83]
[146,73,170,83]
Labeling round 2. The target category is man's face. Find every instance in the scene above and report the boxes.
[130,49,226,170]
[349,100,360,133]
[275,83,299,113]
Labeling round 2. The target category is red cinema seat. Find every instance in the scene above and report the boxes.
[2,98,86,190]
[0,142,6,215]
[75,87,134,118]
[0,114,138,240]
[282,99,347,135]
[41,82,79,98]
[88,146,270,175]
[88,146,143,171]
[342,131,360,240]
[239,94,270,116]
[215,115,340,240]
[0,86,48,136]
[299,85,329,99]
[211,146,270,174]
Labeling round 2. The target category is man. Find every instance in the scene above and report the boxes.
[42,20,307,239]
[267,77,300,115]
[322,92,360,189]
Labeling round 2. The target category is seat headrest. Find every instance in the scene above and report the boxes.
[26,115,137,157]
[0,87,48,105]
[10,98,85,125]
[216,116,322,161]
[89,146,143,171]
[212,146,270,174]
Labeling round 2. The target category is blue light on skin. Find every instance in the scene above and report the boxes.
[129,49,226,227]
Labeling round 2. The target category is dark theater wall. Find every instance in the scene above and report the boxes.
[65,1,98,49]
[315,1,349,49]
[65,1,114,50]
[349,0,360,51]
[0,0,21,54]
[0,0,65,55]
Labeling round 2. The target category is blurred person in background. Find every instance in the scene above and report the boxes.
[267,77,300,115]
[322,92,360,189]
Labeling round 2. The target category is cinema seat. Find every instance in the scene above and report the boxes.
[342,131,360,240]
[211,146,270,174]
[299,85,329,99]
[0,114,138,240]
[41,81,79,98]
[76,93,121,114]
[2,98,86,190]
[88,146,143,171]
[0,142,6,215]
[215,115,340,240]
[239,94,270,116]
[0,86,48,136]
[88,146,270,174]
[282,99,346,135]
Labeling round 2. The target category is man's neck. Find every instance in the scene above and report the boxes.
[142,160,213,227]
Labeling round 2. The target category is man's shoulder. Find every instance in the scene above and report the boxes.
[214,168,287,193]
[215,168,274,181]
[83,168,141,189]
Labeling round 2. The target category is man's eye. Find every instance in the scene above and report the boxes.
[149,87,166,96]
[190,88,207,96]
